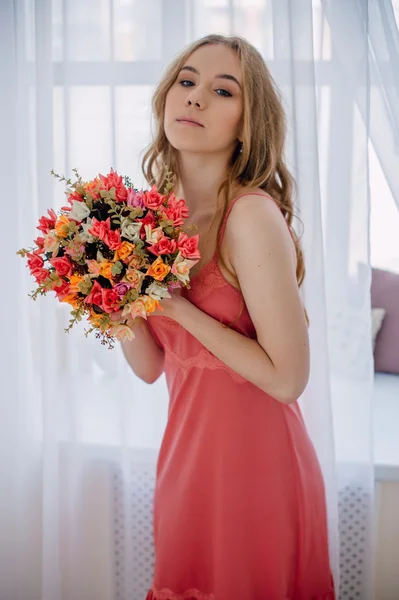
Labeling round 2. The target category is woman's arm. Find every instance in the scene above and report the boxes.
[120,317,165,384]
[170,195,309,404]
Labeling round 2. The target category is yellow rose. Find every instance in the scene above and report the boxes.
[146,256,171,281]
[114,241,136,263]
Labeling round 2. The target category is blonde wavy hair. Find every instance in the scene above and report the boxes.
[142,34,308,326]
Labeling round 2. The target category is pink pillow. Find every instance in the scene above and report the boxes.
[371,268,399,374]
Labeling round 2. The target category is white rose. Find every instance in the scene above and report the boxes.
[69,200,91,222]
[171,252,199,284]
[144,225,164,244]
[146,280,171,301]
[109,324,135,342]
[121,218,142,242]
[80,217,95,243]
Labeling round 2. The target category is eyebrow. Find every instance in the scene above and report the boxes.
[179,65,242,89]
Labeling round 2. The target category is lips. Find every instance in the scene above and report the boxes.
[176,117,204,127]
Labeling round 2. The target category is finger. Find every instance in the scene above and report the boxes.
[110,310,122,322]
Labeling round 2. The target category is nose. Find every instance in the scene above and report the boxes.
[184,89,206,110]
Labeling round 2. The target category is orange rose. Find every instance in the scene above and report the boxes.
[59,293,80,308]
[99,261,114,280]
[146,256,171,281]
[144,296,160,314]
[68,274,84,293]
[114,241,136,263]
[55,215,71,238]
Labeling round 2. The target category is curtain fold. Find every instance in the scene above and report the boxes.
[368,0,399,208]
[2,1,393,598]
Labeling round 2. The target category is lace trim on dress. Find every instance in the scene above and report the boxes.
[165,346,247,385]
[146,585,215,600]
[188,257,242,304]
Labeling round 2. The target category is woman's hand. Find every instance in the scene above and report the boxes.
[148,286,189,320]
[109,286,189,326]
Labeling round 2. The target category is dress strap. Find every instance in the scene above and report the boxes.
[217,191,290,247]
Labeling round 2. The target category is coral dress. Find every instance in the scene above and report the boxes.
[145,193,335,600]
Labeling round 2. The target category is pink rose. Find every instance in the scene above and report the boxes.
[50,256,73,277]
[127,189,145,209]
[114,282,131,297]
[148,236,177,256]
[84,280,103,307]
[106,229,122,250]
[143,185,165,210]
[88,217,111,241]
[102,288,120,313]
[177,232,201,259]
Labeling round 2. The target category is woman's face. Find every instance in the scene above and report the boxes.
[164,44,243,156]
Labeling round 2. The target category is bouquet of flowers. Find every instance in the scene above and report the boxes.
[17,168,200,348]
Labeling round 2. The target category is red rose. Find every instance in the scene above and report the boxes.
[54,279,71,298]
[33,268,50,284]
[106,229,122,250]
[34,236,45,249]
[160,207,185,227]
[84,280,103,308]
[101,288,119,313]
[50,256,73,277]
[148,236,177,256]
[67,191,85,205]
[143,185,165,210]
[37,208,57,234]
[114,184,128,203]
[164,194,189,223]
[27,251,44,274]
[98,169,128,203]
[177,232,201,259]
[88,217,111,241]
[137,211,156,239]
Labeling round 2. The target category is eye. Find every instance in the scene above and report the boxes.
[178,79,232,97]
[216,89,232,97]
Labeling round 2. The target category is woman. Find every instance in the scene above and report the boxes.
[121,34,335,600]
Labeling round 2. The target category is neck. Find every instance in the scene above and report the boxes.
[174,151,235,215]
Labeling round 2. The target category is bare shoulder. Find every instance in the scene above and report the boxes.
[225,187,296,268]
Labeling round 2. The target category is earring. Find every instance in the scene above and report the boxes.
[239,142,243,154]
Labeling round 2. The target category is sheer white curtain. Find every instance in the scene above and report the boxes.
[2,0,393,599]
